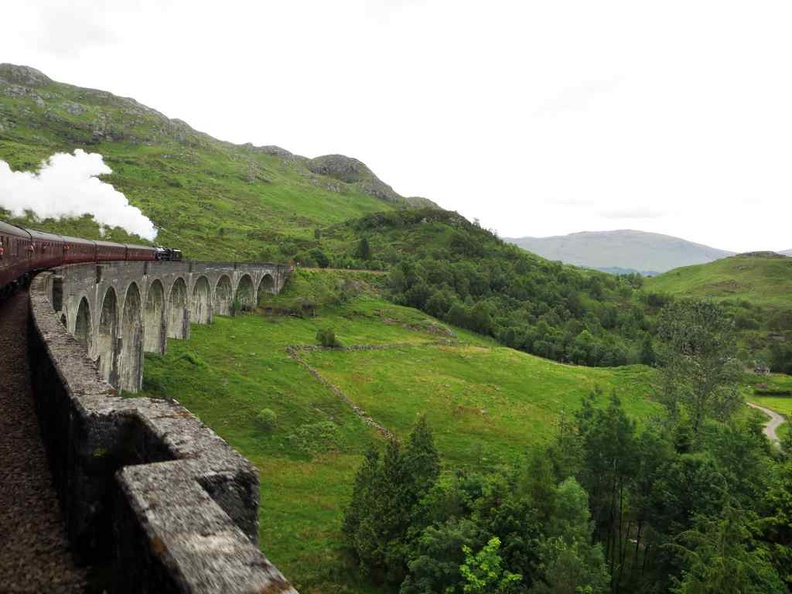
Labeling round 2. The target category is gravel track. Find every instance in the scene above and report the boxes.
[748,402,786,446]
[0,289,87,593]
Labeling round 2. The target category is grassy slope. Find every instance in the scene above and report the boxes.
[303,346,655,467]
[0,66,405,259]
[139,270,658,592]
[646,254,792,310]
[644,254,792,360]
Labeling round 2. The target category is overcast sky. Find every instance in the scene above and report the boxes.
[3,0,791,252]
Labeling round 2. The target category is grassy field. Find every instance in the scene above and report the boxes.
[302,345,656,468]
[139,271,660,591]
[645,254,792,310]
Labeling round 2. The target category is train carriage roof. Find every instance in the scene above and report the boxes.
[0,220,33,239]
[94,240,126,248]
[60,235,96,247]
[27,229,64,242]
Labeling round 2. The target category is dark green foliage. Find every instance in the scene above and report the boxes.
[575,393,637,582]
[403,416,441,507]
[769,342,792,374]
[308,247,330,268]
[671,506,786,594]
[322,208,652,367]
[316,327,340,348]
[531,478,610,594]
[346,389,788,593]
[640,335,657,366]
[657,300,743,435]
[400,519,482,594]
[344,418,442,585]
[758,461,792,588]
[357,236,372,260]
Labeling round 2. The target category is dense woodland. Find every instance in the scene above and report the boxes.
[306,209,655,368]
[343,300,791,593]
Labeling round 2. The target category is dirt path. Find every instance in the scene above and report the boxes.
[0,289,88,592]
[747,402,786,445]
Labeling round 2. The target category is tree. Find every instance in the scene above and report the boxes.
[357,236,372,260]
[400,518,481,594]
[344,418,443,586]
[671,505,785,594]
[530,478,610,594]
[403,415,441,508]
[459,537,522,594]
[344,446,380,547]
[657,300,742,437]
[639,335,656,366]
[575,394,637,582]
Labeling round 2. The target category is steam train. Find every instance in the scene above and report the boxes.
[0,220,181,297]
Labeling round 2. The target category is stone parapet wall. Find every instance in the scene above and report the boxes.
[28,273,297,593]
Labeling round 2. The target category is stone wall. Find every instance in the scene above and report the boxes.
[28,273,297,593]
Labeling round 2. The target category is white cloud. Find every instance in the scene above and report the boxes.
[0,150,158,240]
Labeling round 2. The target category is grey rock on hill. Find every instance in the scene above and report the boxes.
[307,154,437,207]
[506,229,735,275]
[0,64,53,87]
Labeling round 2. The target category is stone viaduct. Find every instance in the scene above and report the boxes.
[27,259,298,592]
[50,259,289,392]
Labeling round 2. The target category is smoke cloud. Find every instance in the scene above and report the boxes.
[0,150,158,240]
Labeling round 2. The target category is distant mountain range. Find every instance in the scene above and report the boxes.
[505,230,736,275]
[782,249,792,257]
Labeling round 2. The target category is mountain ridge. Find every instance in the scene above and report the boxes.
[0,63,436,259]
[506,229,735,274]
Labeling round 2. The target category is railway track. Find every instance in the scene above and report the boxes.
[0,289,87,592]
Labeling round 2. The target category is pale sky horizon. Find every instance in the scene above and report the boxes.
[2,0,792,252]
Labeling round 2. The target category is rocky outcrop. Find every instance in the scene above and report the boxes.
[0,64,53,87]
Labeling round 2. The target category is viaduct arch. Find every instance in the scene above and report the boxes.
[48,260,288,393]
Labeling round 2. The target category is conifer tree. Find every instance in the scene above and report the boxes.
[403,415,441,509]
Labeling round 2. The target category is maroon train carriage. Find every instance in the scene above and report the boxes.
[1,219,178,298]
[0,220,33,294]
[61,235,98,264]
[26,229,65,271]
[94,240,128,262]
[124,244,158,262]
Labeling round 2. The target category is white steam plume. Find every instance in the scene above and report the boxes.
[0,150,158,240]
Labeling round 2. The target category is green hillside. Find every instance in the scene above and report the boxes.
[645,253,792,371]
[0,64,663,369]
[139,270,657,592]
[646,253,792,309]
[0,64,428,259]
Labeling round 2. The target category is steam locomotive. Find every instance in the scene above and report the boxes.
[0,220,181,297]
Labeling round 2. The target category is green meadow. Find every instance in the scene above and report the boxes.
[302,345,656,467]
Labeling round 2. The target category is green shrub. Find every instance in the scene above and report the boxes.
[287,421,340,456]
[316,327,341,348]
[255,408,278,432]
